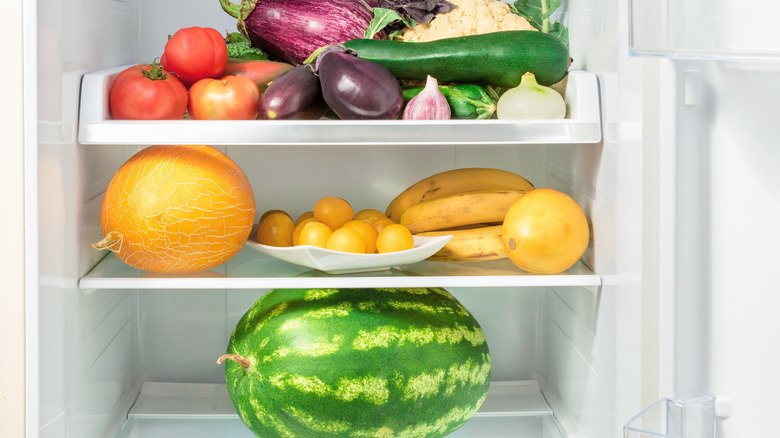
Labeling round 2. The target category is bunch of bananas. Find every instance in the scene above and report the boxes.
[385,168,535,262]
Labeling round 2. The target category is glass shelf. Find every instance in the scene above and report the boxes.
[115,380,565,438]
[77,68,601,146]
[78,248,600,292]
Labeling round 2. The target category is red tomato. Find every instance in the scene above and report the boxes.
[109,63,188,120]
[161,27,228,88]
[188,75,261,120]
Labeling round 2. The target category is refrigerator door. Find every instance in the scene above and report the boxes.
[671,58,780,438]
[631,0,780,436]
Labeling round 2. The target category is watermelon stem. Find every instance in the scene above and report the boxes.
[217,353,252,369]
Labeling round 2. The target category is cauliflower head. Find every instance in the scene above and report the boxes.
[401,0,537,42]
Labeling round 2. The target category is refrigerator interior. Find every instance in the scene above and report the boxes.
[31,0,646,438]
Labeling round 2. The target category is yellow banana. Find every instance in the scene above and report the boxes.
[418,224,506,262]
[400,189,529,234]
[385,168,535,223]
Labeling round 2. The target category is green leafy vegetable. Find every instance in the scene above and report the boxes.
[510,0,569,46]
[226,31,247,44]
[224,32,269,60]
[364,8,414,39]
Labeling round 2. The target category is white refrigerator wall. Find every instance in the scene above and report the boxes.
[33,1,645,438]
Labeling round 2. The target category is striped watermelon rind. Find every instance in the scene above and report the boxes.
[220,287,491,437]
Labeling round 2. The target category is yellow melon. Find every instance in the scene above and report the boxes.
[93,145,255,273]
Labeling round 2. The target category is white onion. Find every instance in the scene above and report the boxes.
[496,72,566,120]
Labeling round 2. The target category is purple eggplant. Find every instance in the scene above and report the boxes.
[219,0,384,65]
[317,49,403,120]
[258,65,328,120]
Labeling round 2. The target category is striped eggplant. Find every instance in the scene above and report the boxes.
[219,0,384,65]
[219,287,491,437]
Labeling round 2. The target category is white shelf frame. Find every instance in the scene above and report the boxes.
[77,68,601,146]
[78,250,601,292]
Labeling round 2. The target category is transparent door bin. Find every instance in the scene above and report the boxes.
[624,395,715,438]
[628,0,780,60]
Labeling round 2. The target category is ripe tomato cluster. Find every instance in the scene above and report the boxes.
[109,27,260,121]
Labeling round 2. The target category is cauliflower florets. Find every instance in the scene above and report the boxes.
[401,0,537,42]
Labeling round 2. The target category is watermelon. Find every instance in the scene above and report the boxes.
[219,287,491,437]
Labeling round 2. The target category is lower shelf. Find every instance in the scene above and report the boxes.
[79,248,600,292]
[116,380,565,438]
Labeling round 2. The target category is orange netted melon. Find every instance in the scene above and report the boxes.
[93,144,255,273]
[501,188,589,274]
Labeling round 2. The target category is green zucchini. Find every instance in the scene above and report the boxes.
[343,31,570,88]
[403,84,497,119]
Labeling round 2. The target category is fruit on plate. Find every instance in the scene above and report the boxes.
[295,211,314,225]
[417,224,505,262]
[501,188,589,274]
[92,145,255,273]
[292,217,316,246]
[313,196,354,231]
[371,217,396,234]
[341,220,378,254]
[376,223,414,253]
[400,189,530,234]
[386,168,535,223]
[325,227,365,253]
[259,197,415,254]
[260,209,291,222]
[218,287,491,438]
[297,221,333,248]
[256,211,295,247]
[293,217,413,254]
[353,208,386,224]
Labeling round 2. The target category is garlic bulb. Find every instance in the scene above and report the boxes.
[496,72,566,120]
[403,75,451,120]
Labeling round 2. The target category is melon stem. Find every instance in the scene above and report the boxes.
[91,231,123,253]
[217,354,252,369]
